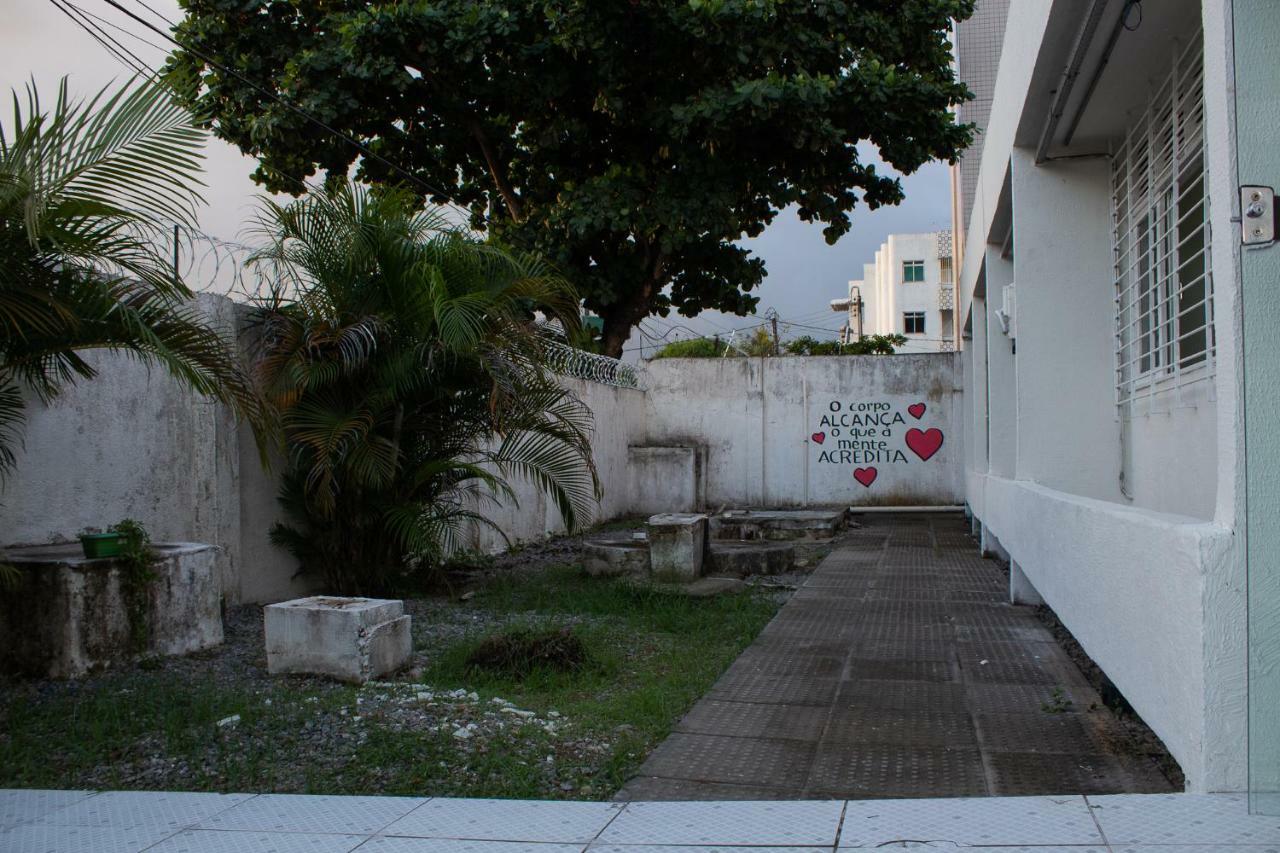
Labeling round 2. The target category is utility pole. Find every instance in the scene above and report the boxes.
[767,308,780,356]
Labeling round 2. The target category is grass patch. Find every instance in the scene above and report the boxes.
[0,563,779,799]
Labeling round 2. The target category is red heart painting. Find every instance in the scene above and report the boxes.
[853,467,878,487]
[811,432,825,445]
[905,427,944,461]
[907,402,927,420]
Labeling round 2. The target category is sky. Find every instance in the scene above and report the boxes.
[4,0,953,356]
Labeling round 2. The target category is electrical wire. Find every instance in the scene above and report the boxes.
[94,0,487,228]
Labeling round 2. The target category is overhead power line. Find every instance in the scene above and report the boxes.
[94,0,485,227]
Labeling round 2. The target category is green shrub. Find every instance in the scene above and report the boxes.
[651,338,729,359]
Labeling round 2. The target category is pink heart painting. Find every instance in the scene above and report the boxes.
[811,432,826,445]
[853,467,878,487]
[905,427,944,461]
[907,402,927,420]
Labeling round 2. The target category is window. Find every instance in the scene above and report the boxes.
[903,260,926,282]
[1112,32,1212,409]
[904,312,926,334]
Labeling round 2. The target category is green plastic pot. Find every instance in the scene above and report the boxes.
[79,532,125,559]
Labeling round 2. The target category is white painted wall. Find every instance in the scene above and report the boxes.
[955,0,1247,792]
[644,355,965,508]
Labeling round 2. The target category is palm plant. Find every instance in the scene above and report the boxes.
[249,183,599,594]
[0,76,265,477]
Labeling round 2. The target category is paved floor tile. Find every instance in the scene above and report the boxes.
[838,795,1102,847]
[674,700,829,742]
[198,794,426,835]
[807,746,987,799]
[1087,793,1280,844]
[0,819,179,852]
[380,798,621,843]
[148,829,367,852]
[613,777,797,802]
[623,513,1178,800]
[0,788,95,829]
[588,847,819,853]
[637,733,816,789]
[40,790,253,830]
[598,801,845,846]
[360,839,583,852]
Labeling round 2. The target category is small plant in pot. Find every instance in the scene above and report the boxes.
[79,526,125,559]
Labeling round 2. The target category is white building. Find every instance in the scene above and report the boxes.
[831,231,956,352]
[954,0,1280,806]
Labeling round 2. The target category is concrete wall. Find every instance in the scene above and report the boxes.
[644,354,965,508]
[469,377,647,552]
[0,295,304,606]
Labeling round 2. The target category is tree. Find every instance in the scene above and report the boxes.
[784,333,907,355]
[168,0,974,357]
[0,76,266,479]
[249,182,599,594]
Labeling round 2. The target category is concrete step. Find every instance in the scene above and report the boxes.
[709,509,847,542]
[706,541,796,577]
[581,532,650,578]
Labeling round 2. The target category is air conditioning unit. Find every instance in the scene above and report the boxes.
[995,283,1016,339]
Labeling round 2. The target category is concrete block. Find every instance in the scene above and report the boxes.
[628,446,706,515]
[647,513,708,580]
[0,542,223,679]
[265,596,411,683]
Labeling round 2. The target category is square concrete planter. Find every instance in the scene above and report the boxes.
[647,513,708,580]
[264,596,411,683]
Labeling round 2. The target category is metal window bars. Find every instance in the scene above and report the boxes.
[1111,32,1214,417]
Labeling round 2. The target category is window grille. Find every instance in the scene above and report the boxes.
[1111,32,1212,413]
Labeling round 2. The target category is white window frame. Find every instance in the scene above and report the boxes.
[902,260,926,283]
[903,311,926,334]
[1111,33,1213,415]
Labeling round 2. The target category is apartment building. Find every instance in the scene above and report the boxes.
[831,231,956,352]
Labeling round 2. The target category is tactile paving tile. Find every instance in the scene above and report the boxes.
[863,586,950,602]
[0,789,94,829]
[822,708,978,749]
[727,648,847,678]
[987,751,1143,795]
[0,820,181,853]
[708,672,841,706]
[949,604,1044,629]
[954,622,1052,643]
[381,798,621,843]
[835,679,967,712]
[613,776,796,802]
[674,700,829,742]
[837,795,1102,847]
[845,656,956,683]
[956,638,1061,664]
[1087,793,1280,844]
[806,744,988,798]
[148,829,368,852]
[200,795,427,835]
[635,732,816,790]
[597,800,845,846]
[964,657,1059,685]
[362,839,582,852]
[42,790,253,830]
[964,682,1090,715]
[947,588,1008,603]
[974,711,1123,754]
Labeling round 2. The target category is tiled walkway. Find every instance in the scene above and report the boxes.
[2,788,1277,850]
[620,512,1174,801]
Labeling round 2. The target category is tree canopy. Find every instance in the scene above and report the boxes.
[170,0,973,356]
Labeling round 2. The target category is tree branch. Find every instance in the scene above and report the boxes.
[469,121,523,221]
